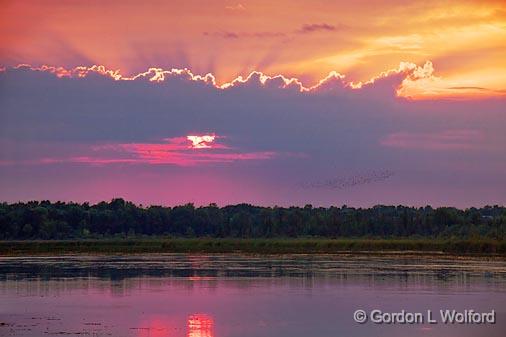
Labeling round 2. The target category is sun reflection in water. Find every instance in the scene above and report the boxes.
[136,318,171,337]
[188,314,214,337]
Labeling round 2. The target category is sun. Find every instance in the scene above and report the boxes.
[187,134,216,149]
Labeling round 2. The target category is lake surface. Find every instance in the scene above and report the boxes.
[0,253,505,337]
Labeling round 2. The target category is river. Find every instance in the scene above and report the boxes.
[0,253,505,336]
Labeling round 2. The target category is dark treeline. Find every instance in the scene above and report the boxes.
[0,199,505,240]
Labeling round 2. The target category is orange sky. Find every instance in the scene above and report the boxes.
[1,0,505,98]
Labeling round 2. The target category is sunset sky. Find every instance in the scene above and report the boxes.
[1,0,505,207]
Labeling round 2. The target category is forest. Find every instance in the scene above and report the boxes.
[0,199,504,240]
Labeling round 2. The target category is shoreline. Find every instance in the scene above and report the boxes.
[1,238,504,256]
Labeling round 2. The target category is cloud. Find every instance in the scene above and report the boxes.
[225,4,246,11]
[380,130,484,150]
[296,23,343,34]
[203,23,345,41]
[107,136,276,165]
[0,135,277,167]
[2,61,437,96]
[203,31,286,39]
[0,62,505,206]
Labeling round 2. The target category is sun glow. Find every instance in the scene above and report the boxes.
[187,135,216,149]
[1,1,505,98]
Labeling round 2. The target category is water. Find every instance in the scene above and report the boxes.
[0,254,505,337]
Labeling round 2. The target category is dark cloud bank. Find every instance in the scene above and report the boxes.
[0,65,505,207]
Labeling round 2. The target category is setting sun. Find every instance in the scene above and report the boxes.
[187,135,216,149]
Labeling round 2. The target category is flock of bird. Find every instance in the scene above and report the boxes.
[300,170,395,190]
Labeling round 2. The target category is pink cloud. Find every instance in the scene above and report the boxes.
[380,130,483,150]
[104,135,272,165]
[0,135,277,167]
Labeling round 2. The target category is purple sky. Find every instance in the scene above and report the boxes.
[0,65,505,207]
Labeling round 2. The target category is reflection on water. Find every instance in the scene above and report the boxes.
[136,317,173,337]
[0,254,505,337]
[188,314,214,337]
[1,253,505,282]
[134,314,215,337]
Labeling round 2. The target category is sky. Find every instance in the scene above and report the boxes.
[0,0,505,207]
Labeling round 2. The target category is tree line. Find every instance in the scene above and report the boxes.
[0,199,504,240]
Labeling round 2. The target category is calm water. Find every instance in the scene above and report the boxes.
[0,254,505,337]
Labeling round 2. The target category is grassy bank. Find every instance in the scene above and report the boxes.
[0,238,505,256]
